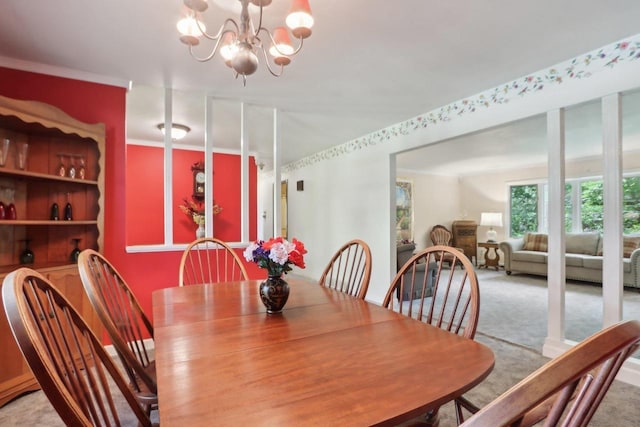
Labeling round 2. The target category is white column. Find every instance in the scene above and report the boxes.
[602,93,623,326]
[204,96,214,237]
[545,108,566,346]
[163,88,174,245]
[272,108,281,238]
[240,103,249,242]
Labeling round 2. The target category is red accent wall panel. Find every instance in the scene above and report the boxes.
[126,145,164,245]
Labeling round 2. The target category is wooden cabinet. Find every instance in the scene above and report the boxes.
[452,220,478,265]
[0,95,104,407]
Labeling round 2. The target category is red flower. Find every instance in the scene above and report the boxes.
[292,238,308,255]
[263,237,283,251]
[288,250,305,268]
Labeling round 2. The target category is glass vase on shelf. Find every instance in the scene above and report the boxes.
[194,215,205,239]
[16,142,28,170]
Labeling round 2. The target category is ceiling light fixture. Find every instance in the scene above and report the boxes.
[157,123,191,140]
[177,0,314,86]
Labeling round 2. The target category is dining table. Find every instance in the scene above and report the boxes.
[152,278,495,426]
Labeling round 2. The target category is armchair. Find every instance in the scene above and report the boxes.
[430,224,465,266]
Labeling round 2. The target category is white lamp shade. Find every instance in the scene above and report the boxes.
[480,212,503,227]
[480,212,503,242]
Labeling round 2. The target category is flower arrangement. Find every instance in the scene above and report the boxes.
[179,197,222,225]
[243,237,307,276]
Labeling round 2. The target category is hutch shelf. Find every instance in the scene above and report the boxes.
[0,94,104,407]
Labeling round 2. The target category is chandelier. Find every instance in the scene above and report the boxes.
[177,0,314,85]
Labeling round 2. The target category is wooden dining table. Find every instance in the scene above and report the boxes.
[152,279,495,426]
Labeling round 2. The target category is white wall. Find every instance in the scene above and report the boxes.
[396,172,461,251]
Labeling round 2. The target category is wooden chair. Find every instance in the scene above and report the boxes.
[77,249,157,416]
[430,224,464,267]
[459,319,640,427]
[178,237,249,286]
[383,245,480,425]
[319,239,372,300]
[2,268,155,427]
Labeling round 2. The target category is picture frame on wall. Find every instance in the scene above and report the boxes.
[396,179,413,242]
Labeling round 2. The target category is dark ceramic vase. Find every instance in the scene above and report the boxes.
[259,275,290,314]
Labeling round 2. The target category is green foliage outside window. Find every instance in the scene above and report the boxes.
[623,176,640,233]
[509,177,640,236]
[581,180,604,232]
[564,183,573,232]
[510,185,538,237]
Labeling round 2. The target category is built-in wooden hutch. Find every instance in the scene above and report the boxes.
[0,94,104,406]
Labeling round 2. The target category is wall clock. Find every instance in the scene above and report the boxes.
[192,161,205,200]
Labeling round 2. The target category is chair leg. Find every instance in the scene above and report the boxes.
[424,408,440,427]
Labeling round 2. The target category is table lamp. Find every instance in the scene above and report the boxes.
[480,212,503,242]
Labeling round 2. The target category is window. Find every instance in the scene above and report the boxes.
[509,174,640,237]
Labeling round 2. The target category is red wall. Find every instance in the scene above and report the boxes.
[126,146,258,244]
[0,67,261,338]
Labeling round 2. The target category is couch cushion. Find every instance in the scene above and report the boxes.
[522,233,548,252]
[582,256,602,270]
[582,256,632,273]
[566,232,600,255]
[565,254,586,267]
[512,251,547,263]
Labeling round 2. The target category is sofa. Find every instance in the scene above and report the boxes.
[396,243,436,300]
[499,232,640,288]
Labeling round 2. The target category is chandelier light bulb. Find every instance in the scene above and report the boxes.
[219,32,238,65]
[177,15,206,46]
[269,27,294,65]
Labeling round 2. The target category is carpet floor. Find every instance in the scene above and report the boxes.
[1,269,639,426]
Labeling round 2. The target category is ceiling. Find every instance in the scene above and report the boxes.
[1,0,640,172]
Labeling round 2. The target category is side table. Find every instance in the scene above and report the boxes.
[478,242,500,270]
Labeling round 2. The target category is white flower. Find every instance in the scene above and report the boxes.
[243,242,259,262]
[268,242,289,265]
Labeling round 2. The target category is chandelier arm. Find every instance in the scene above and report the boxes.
[256,27,305,57]
[197,18,239,41]
[188,22,240,63]
[260,46,285,77]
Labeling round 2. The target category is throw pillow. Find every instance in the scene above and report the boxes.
[523,233,548,252]
[623,236,640,258]
[566,232,600,255]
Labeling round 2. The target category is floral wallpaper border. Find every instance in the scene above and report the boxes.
[284,34,640,173]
